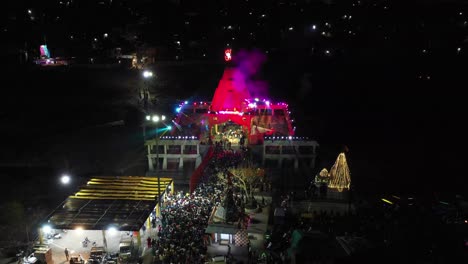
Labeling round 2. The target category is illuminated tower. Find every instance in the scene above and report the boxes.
[211,48,250,113]
[210,67,250,113]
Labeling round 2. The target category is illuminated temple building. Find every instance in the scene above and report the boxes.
[145,54,319,191]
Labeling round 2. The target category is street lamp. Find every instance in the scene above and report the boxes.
[42,225,52,234]
[60,174,71,185]
[148,114,170,170]
[146,114,171,214]
[39,224,52,244]
[107,226,118,235]
[142,70,154,108]
[141,70,155,141]
[142,70,153,78]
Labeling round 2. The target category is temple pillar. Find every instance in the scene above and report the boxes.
[179,157,184,169]
[148,146,154,171]
[161,144,168,169]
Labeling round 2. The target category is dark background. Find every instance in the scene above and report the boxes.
[0,0,467,204]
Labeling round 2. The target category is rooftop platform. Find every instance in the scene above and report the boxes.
[47,176,172,231]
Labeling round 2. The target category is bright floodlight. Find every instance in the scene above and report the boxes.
[42,225,52,234]
[143,70,153,78]
[166,125,172,130]
[152,115,160,122]
[161,115,166,121]
[107,226,118,235]
[61,175,71,185]
[146,115,151,121]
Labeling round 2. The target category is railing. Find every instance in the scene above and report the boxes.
[189,146,214,193]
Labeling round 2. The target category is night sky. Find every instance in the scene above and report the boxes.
[0,0,467,198]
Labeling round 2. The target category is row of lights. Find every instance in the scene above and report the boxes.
[264,136,310,140]
[176,101,210,113]
[160,136,199,140]
[193,102,209,105]
[146,115,166,122]
[176,99,290,112]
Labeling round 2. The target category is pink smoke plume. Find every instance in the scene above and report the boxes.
[232,49,268,99]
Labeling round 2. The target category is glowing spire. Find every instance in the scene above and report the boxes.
[328,153,351,192]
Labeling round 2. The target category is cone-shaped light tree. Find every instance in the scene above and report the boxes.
[328,153,351,192]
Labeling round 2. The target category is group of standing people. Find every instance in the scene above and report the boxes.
[146,145,245,263]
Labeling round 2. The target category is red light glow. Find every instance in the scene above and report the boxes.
[224,49,232,61]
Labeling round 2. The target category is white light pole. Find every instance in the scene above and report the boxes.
[142,70,153,107]
[142,70,154,141]
[147,114,171,214]
[150,115,167,171]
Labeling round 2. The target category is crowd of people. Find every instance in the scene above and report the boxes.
[148,144,246,263]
